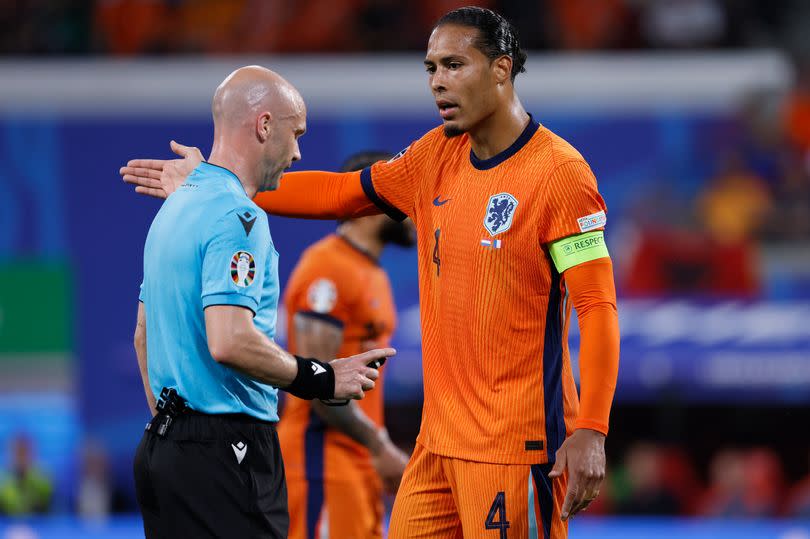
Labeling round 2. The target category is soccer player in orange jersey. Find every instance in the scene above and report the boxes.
[122,7,620,538]
[279,151,413,539]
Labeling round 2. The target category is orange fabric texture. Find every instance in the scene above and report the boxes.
[255,120,618,465]
[277,234,396,478]
[389,443,569,538]
[285,469,384,539]
[563,257,619,434]
[254,170,378,219]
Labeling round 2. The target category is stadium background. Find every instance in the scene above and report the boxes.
[1,1,810,537]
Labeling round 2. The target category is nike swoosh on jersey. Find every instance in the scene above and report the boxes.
[433,196,451,206]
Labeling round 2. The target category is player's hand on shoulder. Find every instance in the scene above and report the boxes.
[120,140,203,199]
[371,428,409,494]
[330,348,395,400]
[549,428,606,520]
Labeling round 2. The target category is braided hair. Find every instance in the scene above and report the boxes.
[435,7,527,82]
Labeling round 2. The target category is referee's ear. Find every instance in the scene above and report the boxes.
[257,112,273,142]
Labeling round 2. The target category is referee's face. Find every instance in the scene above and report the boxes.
[261,95,307,192]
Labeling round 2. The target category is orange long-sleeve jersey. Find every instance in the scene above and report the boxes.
[277,234,396,480]
[256,118,619,465]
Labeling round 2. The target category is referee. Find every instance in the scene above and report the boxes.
[131,66,394,538]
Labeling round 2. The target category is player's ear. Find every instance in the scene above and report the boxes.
[257,111,273,142]
[493,55,512,85]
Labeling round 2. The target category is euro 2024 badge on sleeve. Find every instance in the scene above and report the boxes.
[231,251,256,287]
[481,192,518,249]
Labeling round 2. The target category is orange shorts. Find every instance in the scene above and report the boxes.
[286,467,384,539]
[389,442,568,539]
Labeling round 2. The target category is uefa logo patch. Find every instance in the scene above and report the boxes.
[307,278,338,313]
[230,251,256,288]
[483,192,519,236]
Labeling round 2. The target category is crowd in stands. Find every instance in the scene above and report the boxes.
[620,64,810,298]
[2,0,810,55]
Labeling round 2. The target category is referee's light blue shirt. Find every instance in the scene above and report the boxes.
[140,162,280,421]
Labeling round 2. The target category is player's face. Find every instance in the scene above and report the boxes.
[262,97,306,192]
[425,25,500,137]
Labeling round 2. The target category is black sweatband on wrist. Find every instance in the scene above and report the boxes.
[286,356,335,400]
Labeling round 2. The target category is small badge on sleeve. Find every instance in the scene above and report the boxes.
[307,279,338,313]
[230,251,256,287]
[577,210,607,232]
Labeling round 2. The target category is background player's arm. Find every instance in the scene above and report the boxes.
[295,313,409,493]
[133,301,157,416]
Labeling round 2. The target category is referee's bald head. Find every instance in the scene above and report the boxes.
[210,65,307,192]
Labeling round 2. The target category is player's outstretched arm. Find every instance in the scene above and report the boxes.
[120,140,382,220]
[252,170,381,219]
[120,141,203,199]
[548,256,619,520]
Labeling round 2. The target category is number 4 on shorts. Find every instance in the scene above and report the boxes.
[485,491,510,538]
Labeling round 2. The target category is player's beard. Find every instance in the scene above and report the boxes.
[443,123,465,138]
[379,219,415,247]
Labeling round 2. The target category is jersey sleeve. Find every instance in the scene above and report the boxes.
[287,254,357,329]
[363,130,437,220]
[200,206,270,315]
[537,160,608,246]
[253,170,381,219]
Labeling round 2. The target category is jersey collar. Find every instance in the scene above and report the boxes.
[335,233,380,266]
[469,114,540,171]
[198,162,248,197]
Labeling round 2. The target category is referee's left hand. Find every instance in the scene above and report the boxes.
[330,348,396,400]
[549,428,606,520]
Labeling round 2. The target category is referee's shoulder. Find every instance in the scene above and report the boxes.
[201,191,268,236]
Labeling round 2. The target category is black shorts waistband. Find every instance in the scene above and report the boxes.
[182,409,278,426]
[148,409,277,442]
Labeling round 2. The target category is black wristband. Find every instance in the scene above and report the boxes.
[286,356,335,400]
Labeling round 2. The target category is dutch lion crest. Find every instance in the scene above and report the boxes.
[483,193,519,236]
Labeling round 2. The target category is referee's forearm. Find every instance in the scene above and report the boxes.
[210,326,299,387]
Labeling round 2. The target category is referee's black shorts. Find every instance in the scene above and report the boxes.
[134,411,288,539]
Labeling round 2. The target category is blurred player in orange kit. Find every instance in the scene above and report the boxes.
[278,151,413,539]
[121,7,620,538]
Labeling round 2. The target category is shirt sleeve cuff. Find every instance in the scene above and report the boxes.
[360,167,407,222]
[574,418,609,435]
[202,293,258,315]
[296,310,345,329]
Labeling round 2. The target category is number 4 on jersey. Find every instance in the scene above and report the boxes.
[485,491,510,538]
[432,228,441,276]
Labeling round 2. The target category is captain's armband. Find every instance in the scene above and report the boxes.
[548,231,610,273]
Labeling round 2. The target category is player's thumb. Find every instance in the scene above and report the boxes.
[549,448,567,478]
[170,140,198,158]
